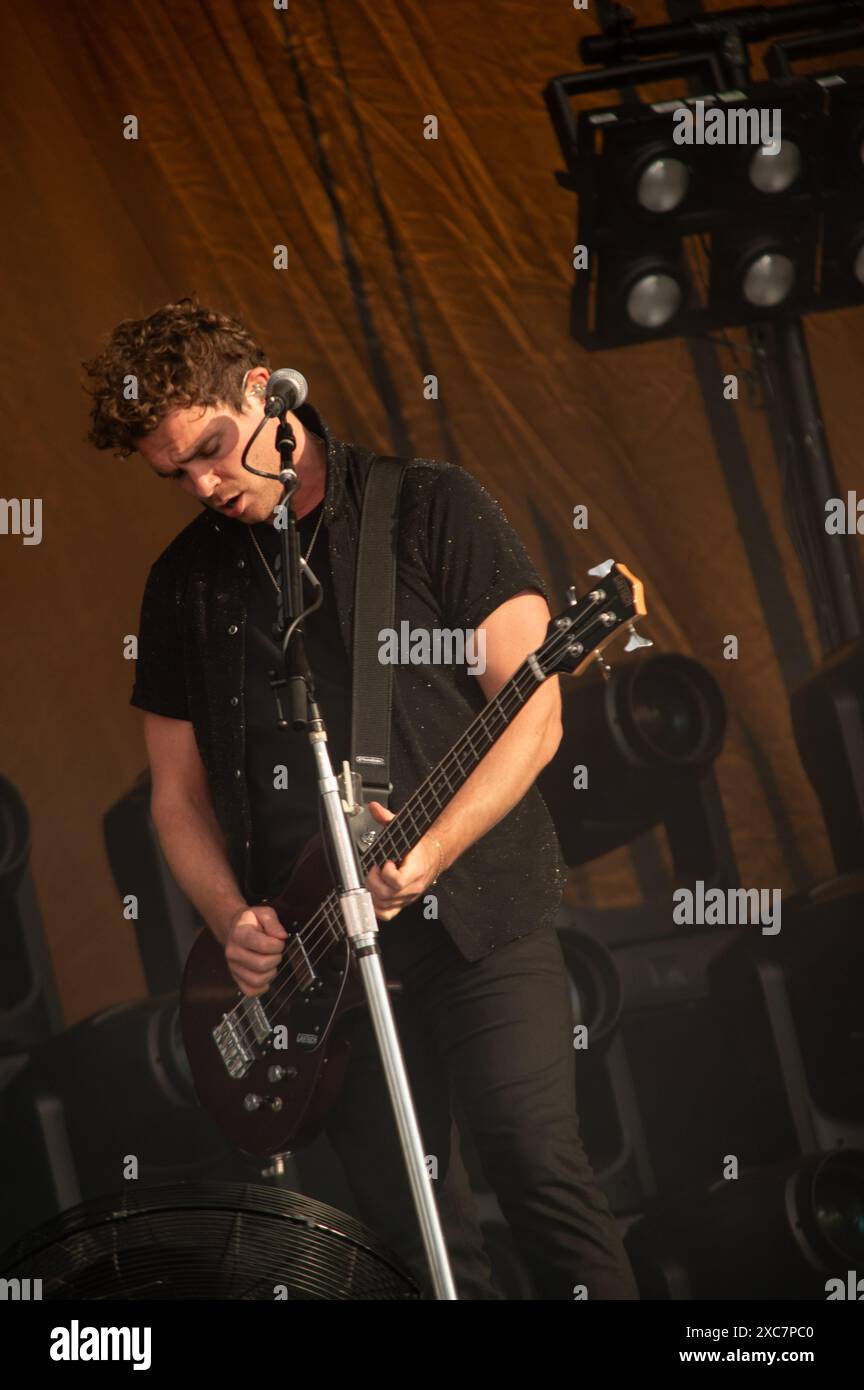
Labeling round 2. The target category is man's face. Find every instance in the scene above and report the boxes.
[135,389,285,526]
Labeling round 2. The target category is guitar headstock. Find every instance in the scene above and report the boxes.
[539,560,650,678]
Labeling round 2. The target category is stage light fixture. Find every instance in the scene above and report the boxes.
[626,1149,864,1299]
[611,653,727,769]
[710,872,864,1136]
[538,654,727,867]
[0,774,30,894]
[104,773,204,994]
[709,210,817,325]
[580,243,692,348]
[548,69,839,346]
[0,774,63,1049]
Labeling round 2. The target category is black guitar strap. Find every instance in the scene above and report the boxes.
[349,454,409,814]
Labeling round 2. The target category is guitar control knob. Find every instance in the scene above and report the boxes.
[243,1093,263,1111]
[267,1065,286,1083]
[269,1097,284,1112]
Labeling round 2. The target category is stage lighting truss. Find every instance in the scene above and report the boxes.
[561,71,864,349]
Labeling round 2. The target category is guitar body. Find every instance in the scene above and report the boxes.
[180,832,399,1157]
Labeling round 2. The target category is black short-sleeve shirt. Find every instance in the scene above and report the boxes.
[130,403,567,962]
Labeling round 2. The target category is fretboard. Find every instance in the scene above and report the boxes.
[359,657,543,872]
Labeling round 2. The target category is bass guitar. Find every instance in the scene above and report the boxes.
[180,561,648,1155]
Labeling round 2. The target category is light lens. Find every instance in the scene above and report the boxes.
[626,273,683,328]
[636,157,690,213]
[749,140,802,194]
[742,251,795,307]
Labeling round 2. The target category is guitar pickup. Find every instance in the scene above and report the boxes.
[285,933,317,991]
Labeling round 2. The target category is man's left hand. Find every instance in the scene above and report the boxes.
[362,800,441,921]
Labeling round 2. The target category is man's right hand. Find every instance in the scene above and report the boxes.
[224,904,288,997]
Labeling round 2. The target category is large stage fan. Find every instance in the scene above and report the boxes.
[0,1181,421,1300]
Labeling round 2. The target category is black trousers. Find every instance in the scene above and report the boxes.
[323,907,639,1300]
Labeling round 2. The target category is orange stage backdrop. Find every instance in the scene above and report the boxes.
[0,0,861,1024]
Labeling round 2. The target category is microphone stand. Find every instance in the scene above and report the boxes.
[243,397,457,1301]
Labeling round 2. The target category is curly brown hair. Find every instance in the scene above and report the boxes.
[82,297,269,457]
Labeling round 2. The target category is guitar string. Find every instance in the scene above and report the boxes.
[226,606,617,1048]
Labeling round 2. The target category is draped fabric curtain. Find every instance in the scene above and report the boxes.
[0,0,858,1023]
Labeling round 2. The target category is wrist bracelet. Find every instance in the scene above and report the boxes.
[430,837,444,885]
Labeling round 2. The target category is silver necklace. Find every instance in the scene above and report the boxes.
[248,502,324,594]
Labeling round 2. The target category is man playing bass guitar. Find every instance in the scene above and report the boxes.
[84,298,638,1302]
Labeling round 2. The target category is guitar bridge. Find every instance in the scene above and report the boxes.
[213,997,272,1079]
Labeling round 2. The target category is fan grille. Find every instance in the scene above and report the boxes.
[0,1182,421,1301]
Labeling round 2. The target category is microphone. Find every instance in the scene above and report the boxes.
[264,368,309,416]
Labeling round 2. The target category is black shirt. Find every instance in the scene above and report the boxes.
[244,498,351,899]
[130,403,567,962]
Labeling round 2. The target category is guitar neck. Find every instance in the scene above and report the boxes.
[352,562,647,874]
[359,657,542,872]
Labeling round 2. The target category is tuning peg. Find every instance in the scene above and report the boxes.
[587,559,615,578]
[624,623,653,652]
[594,650,613,681]
[565,585,579,605]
